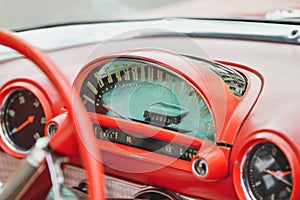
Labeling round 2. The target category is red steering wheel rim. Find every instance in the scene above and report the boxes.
[0,29,106,199]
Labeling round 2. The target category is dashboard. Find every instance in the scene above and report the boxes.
[0,19,300,200]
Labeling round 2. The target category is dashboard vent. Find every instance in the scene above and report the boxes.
[184,55,247,97]
[208,62,247,97]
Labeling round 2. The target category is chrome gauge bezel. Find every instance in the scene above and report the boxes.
[240,141,293,200]
[0,89,32,154]
[0,80,52,157]
[240,144,258,200]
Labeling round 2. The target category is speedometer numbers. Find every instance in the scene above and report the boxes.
[242,142,293,200]
[78,56,216,162]
[80,58,215,141]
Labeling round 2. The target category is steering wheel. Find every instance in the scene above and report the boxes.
[0,29,106,199]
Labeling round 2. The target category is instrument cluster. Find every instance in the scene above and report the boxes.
[75,52,217,169]
[0,47,298,199]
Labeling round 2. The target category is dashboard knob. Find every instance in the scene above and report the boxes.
[192,146,228,180]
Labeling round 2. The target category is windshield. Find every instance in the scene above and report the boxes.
[1,0,300,30]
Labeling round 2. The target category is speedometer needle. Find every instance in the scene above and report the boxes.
[263,169,292,186]
[12,115,35,134]
[102,104,128,120]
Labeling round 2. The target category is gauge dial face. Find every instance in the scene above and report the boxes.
[243,142,293,200]
[2,89,46,151]
[79,58,215,141]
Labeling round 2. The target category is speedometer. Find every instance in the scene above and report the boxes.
[79,57,215,141]
[75,51,218,162]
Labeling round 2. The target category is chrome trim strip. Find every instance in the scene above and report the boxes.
[0,18,299,61]
[63,165,197,199]
[134,188,182,200]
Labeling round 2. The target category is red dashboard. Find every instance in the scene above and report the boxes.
[0,19,299,200]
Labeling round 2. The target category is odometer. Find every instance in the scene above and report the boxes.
[94,124,198,161]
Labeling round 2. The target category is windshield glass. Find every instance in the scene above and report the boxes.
[1,0,300,30]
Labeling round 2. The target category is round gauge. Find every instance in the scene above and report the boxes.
[242,142,293,200]
[1,89,46,152]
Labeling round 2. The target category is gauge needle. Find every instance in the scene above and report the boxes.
[12,115,35,134]
[280,171,292,176]
[102,104,128,120]
[263,169,292,186]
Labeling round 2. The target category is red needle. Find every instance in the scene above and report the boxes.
[280,171,292,176]
[264,169,276,175]
[264,169,291,177]
[264,169,292,186]
[12,115,35,134]
[102,104,128,119]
